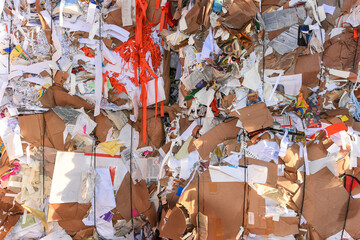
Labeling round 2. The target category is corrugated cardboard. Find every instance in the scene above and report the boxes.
[193,118,240,160]
[293,168,348,239]
[229,102,274,132]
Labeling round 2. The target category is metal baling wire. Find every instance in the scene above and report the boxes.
[340,35,359,240]
[240,131,247,240]
[93,1,105,234]
[197,157,200,238]
[50,0,54,85]
[40,2,55,236]
[42,109,46,235]
[7,1,12,74]
[130,124,135,237]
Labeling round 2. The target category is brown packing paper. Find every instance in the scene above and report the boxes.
[196,0,214,29]
[58,220,94,239]
[104,9,123,27]
[142,202,157,228]
[18,112,71,151]
[268,27,290,41]
[44,110,68,151]
[193,118,240,160]
[94,112,113,142]
[306,139,328,161]
[260,0,282,12]
[72,227,95,240]
[48,203,94,239]
[293,168,348,239]
[133,111,165,149]
[229,102,274,132]
[48,202,92,222]
[264,49,299,74]
[40,85,94,110]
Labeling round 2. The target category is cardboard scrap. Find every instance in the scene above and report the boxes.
[1,0,360,239]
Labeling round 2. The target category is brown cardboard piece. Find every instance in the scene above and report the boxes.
[293,168,348,239]
[48,202,94,238]
[294,53,321,88]
[94,112,113,142]
[179,170,247,240]
[249,216,299,236]
[44,110,68,150]
[221,0,258,30]
[159,206,187,239]
[0,150,12,176]
[48,202,92,222]
[54,70,69,86]
[282,143,304,171]
[146,0,163,25]
[185,3,201,34]
[193,118,240,160]
[18,114,45,146]
[229,102,274,132]
[323,32,360,73]
[245,158,278,187]
[0,189,23,239]
[18,112,70,151]
[113,173,152,221]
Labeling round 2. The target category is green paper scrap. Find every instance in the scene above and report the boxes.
[184,88,202,101]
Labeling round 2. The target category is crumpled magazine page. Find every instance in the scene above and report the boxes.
[1,0,360,239]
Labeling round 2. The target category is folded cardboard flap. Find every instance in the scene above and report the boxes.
[179,170,246,240]
[18,111,71,151]
[0,189,24,239]
[159,205,187,239]
[48,202,92,222]
[229,102,274,132]
[18,114,45,146]
[114,173,152,221]
[221,0,258,30]
[94,112,113,143]
[40,85,94,110]
[293,168,349,239]
[193,118,240,160]
[283,143,304,171]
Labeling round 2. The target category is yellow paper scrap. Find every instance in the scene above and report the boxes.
[100,140,123,156]
[339,115,349,122]
[22,205,48,231]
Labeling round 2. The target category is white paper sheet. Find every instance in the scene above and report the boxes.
[49,152,91,204]
[209,165,268,184]
[265,74,302,96]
